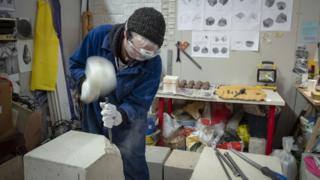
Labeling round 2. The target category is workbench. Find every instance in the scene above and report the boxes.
[156,88,285,155]
[190,147,282,180]
[296,87,320,152]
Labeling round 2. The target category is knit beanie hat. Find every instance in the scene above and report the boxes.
[127,7,166,47]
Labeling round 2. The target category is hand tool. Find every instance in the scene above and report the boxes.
[230,149,287,180]
[104,97,112,143]
[176,41,181,62]
[216,148,240,177]
[82,0,93,39]
[224,152,249,180]
[234,88,246,97]
[215,149,232,180]
[175,41,202,70]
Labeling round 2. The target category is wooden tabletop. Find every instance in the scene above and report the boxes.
[296,87,320,107]
[156,89,285,106]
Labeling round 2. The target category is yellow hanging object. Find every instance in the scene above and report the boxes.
[31,0,59,91]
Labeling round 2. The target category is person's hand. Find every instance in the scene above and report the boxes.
[100,102,122,128]
[80,56,117,103]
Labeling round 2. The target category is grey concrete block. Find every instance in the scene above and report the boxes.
[164,150,200,180]
[146,145,171,180]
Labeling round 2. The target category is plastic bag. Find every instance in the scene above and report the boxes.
[271,137,297,180]
[163,113,181,138]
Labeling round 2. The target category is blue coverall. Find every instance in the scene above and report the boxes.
[69,24,162,180]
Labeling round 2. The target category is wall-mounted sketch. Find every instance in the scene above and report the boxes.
[205,17,215,26]
[210,31,230,58]
[192,31,230,58]
[207,0,218,7]
[0,0,15,11]
[263,18,274,28]
[177,0,204,30]
[231,31,260,51]
[261,0,293,31]
[0,42,18,74]
[191,31,211,57]
[204,0,232,30]
[17,39,33,72]
[231,0,262,30]
[205,0,232,10]
[277,1,286,10]
[265,0,275,8]
[203,11,231,30]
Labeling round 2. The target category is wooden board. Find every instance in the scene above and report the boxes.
[215,85,266,101]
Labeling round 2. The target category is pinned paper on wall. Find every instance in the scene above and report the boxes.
[17,39,33,73]
[191,31,211,57]
[231,31,260,51]
[231,0,262,30]
[302,21,320,43]
[210,31,230,58]
[261,0,293,31]
[177,0,204,30]
[0,0,15,11]
[203,0,232,30]
[192,31,230,58]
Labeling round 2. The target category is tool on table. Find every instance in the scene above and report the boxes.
[175,41,202,70]
[256,61,277,91]
[230,149,287,180]
[104,97,112,143]
[234,88,246,97]
[216,148,240,177]
[224,152,248,180]
[215,149,232,180]
[176,41,181,62]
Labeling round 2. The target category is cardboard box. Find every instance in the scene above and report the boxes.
[0,79,13,136]
[0,156,24,180]
[13,102,42,151]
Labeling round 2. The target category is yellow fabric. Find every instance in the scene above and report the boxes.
[30,0,59,91]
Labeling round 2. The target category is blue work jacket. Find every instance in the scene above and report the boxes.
[69,24,162,180]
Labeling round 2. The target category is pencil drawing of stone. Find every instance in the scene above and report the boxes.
[207,0,217,6]
[201,47,209,54]
[277,1,286,10]
[218,18,227,27]
[193,45,200,52]
[263,18,274,28]
[221,47,228,54]
[206,17,215,26]
[265,0,275,8]
[276,13,287,23]
[212,47,219,54]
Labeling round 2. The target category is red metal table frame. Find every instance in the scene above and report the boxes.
[156,90,285,155]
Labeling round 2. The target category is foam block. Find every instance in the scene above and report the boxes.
[146,145,171,180]
[24,130,124,180]
[164,150,200,180]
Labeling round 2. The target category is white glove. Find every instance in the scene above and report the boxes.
[80,56,117,104]
[100,102,123,128]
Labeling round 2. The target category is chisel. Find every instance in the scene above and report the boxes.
[230,149,287,180]
[104,97,112,143]
[224,152,248,180]
[216,148,240,177]
[215,150,232,180]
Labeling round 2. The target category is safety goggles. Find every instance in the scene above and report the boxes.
[125,31,160,61]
